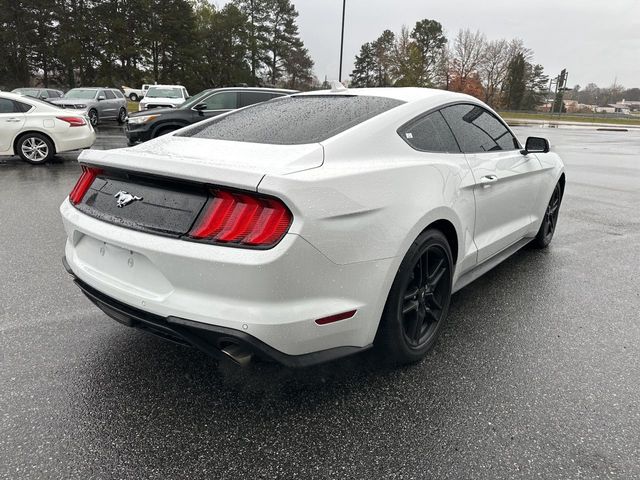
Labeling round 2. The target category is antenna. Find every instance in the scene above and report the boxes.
[330,80,347,92]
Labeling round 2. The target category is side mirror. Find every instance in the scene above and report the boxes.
[522,136,550,154]
[194,103,207,111]
[97,95,106,101]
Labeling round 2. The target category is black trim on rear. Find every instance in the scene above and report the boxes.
[63,257,370,367]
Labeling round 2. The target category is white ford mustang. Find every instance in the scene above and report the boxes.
[0,92,95,164]
[60,87,564,367]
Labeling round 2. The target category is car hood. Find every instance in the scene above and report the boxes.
[77,135,324,191]
[129,107,175,117]
[141,97,183,104]
[51,99,90,105]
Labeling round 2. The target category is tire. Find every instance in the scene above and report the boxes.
[376,229,453,365]
[530,182,563,249]
[153,126,177,139]
[88,109,99,127]
[129,93,139,102]
[16,133,55,165]
[117,107,127,124]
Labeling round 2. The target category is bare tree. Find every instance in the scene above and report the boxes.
[479,39,509,106]
[451,29,486,89]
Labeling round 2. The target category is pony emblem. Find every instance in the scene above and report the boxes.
[114,190,143,208]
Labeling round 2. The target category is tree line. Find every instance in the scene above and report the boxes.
[349,21,549,111]
[0,0,314,93]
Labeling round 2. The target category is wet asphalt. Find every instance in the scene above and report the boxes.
[1,123,639,479]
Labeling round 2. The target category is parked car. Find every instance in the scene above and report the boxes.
[122,84,151,102]
[0,92,95,164]
[60,87,565,367]
[126,87,297,145]
[138,85,189,111]
[51,87,127,126]
[12,87,64,103]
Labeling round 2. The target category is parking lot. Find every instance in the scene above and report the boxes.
[1,125,639,479]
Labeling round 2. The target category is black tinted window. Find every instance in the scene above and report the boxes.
[113,90,124,98]
[49,90,62,98]
[239,91,273,108]
[400,111,460,153]
[202,92,237,110]
[441,104,518,153]
[0,99,19,113]
[104,90,116,99]
[180,95,405,145]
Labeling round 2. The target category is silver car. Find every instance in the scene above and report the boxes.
[52,88,127,126]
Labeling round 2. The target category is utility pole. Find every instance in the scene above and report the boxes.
[338,0,346,82]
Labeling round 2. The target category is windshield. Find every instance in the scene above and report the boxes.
[64,89,98,100]
[181,89,214,109]
[178,95,405,145]
[146,87,183,99]
[12,88,40,97]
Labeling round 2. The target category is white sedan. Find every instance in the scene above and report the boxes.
[0,92,95,164]
[60,87,565,367]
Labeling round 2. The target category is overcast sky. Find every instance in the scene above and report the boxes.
[217,0,640,88]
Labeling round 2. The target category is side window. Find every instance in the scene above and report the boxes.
[182,88,189,98]
[441,104,519,153]
[239,91,273,108]
[39,90,49,99]
[48,90,60,98]
[399,110,460,153]
[0,99,19,113]
[104,90,116,100]
[16,101,32,112]
[112,90,124,98]
[201,92,238,110]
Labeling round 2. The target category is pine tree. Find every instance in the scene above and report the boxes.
[350,42,377,87]
[410,19,446,86]
[504,52,527,110]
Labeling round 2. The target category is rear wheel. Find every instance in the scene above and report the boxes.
[16,133,55,165]
[117,108,127,124]
[376,229,453,364]
[531,182,562,249]
[129,93,139,102]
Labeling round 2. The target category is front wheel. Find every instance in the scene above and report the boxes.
[376,229,453,365]
[530,182,563,249]
[16,133,55,164]
[88,109,98,127]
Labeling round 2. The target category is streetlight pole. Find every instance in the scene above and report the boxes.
[339,0,346,82]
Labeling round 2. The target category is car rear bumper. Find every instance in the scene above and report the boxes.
[60,199,394,361]
[63,259,369,367]
[56,127,96,153]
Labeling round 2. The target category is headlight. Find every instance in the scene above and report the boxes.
[127,114,159,124]
[75,104,87,109]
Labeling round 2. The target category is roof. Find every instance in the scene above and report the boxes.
[295,86,474,104]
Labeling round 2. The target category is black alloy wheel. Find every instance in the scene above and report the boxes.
[88,109,98,127]
[531,182,562,248]
[377,229,453,364]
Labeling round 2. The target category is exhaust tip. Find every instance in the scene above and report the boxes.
[221,343,253,367]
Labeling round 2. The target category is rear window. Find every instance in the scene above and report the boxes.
[178,95,405,145]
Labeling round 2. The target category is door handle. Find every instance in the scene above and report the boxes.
[5,118,22,123]
[479,175,498,186]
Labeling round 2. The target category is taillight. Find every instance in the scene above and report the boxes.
[189,188,292,248]
[69,165,102,204]
[57,116,87,127]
